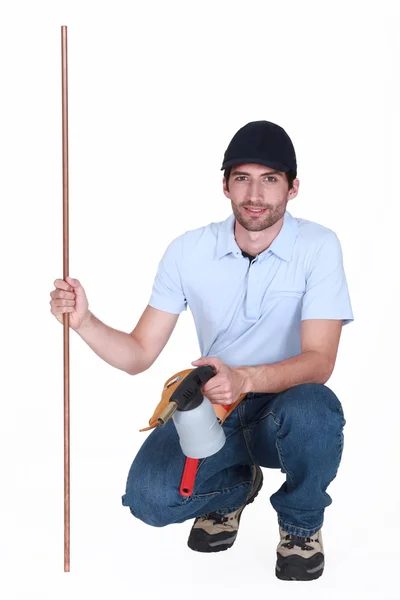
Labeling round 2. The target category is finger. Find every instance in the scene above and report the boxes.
[66,277,82,289]
[54,278,73,291]
[203,383,229,395]
[56,299,76,306]
[204,392,232,402]
[51,306,75,313]
[50,299,75,308]
[210,398,235,405]
[50,290,75,300]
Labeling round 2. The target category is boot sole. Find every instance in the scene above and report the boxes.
[275,553,325,581]
[187,465,263,553]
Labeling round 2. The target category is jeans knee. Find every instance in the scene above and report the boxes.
[280,383,345,430]
[128,503,173,527]
[122,488,178,527]
[122,471,185,527]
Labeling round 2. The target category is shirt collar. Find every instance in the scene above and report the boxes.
[216,210,298,263]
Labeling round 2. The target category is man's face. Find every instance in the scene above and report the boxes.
[223,163,299,232]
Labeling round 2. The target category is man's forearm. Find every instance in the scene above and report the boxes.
[75,312,149,375]
[237,351,332,394]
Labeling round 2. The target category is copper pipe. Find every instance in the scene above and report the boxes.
[61,25,70,573]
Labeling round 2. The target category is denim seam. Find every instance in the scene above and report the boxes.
[193,478,252,498]
[242,426,256,464]
[248,410,282,428]
[275,435,295,488]
[278,517,323,535]
[181,478,252,505]
[330,428,345,483]
[238,403,256,465]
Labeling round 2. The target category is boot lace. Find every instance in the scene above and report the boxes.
[282,533,318,551]
[201,511,230,525]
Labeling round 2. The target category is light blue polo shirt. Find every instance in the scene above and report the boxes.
[148,210,354,367]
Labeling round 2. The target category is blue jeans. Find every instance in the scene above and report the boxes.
[121,383,346,537]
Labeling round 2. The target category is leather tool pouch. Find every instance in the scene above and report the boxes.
[139,367,248,432]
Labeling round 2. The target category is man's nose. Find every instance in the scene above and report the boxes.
[247,180,263,201]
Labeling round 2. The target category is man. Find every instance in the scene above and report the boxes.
[51,120,352,581]
[121,120,353,580]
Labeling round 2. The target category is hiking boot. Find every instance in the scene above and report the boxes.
[275,526,325,581]
[187,464,263,553]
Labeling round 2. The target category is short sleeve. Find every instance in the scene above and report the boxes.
[148,235,187,314]
[301,233,354,325]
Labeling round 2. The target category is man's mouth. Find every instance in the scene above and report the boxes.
[243,206,267,216]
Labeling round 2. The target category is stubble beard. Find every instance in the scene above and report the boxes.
[232,197,289,232]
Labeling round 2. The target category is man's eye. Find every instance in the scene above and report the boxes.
[234,176,276,182]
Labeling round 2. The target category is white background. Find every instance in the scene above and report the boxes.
[1,0,399,598]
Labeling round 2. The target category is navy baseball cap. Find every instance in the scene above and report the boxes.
[221,120,297,177]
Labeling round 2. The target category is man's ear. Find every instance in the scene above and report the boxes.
[223,177,231,199]
[288,178,300,202]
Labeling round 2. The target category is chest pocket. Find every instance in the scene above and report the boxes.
[253,262,305,318]
[264,274,305,300]
[264,263,305,298]
[260,287,304,320]
[266,288,304,298]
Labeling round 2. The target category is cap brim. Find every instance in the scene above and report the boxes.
[221,158,290,172]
